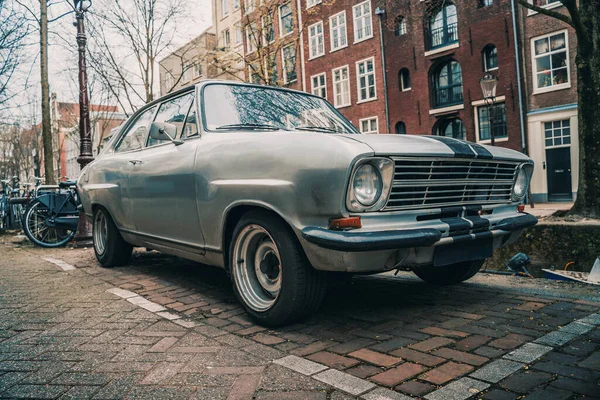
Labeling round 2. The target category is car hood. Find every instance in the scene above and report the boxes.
[334,133,531,162]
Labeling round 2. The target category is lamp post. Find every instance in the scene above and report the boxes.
[480,73,499,146]
[74,0,93,244]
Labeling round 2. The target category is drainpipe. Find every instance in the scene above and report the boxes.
[510,0,527,155]
[296,0,307,92]
[375,7,390,133]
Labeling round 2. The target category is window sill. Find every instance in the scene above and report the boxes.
[485,67,499,72]
[533,82,571,95]
[401,88,412,92]
[429,103,464,115]
[356,97,377,105]
[424,43,459,57]
[330,44,348,54]
[528,2,563,16]
[353,34,374,45]
[471,95,506,107]
[306,2,321,9]
[308,53,325,61]
[477,137,509,144]
[335,103,351,109]
[280,31,295,39]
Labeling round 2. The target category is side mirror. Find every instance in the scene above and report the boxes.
[149,122,183,145]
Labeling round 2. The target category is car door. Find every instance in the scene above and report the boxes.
[128,91,205,251]
[92,104,157,232]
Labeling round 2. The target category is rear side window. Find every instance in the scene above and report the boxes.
[147,92,194,147]
[115,106,157,153]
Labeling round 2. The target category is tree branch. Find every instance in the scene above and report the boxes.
[516,0,573,27]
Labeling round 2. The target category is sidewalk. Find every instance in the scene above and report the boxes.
[0,241,599,399]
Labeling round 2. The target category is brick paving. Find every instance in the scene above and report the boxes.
[0,240,599,399]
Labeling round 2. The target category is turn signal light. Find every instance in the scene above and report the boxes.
[517,204,525,213]
[329,217,362,230]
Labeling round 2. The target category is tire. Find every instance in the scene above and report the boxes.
[413,259,485,285]
[23,199,76,248]
[93,207,133,267]
[229,210,327,327]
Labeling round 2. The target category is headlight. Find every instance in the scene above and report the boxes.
[347,158,394,212]
[353,164,382,206]
[512,163,533,201]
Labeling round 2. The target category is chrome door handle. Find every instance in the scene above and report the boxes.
[128,159,143,165]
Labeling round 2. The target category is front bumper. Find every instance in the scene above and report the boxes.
[299,211,537,272]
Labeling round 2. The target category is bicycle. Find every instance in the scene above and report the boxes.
[1,177,28,231]
[22,180,80,248]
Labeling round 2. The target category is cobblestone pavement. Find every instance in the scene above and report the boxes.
[1,239,599,399]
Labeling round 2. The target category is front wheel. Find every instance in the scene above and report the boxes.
[229,210,327,327]
[413,259,485,285]
[23,199,76,248]
[93,208,132,267]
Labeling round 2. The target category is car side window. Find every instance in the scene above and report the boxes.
[115,106,157,153]
[147,92,194,147]
[182,98,198,138]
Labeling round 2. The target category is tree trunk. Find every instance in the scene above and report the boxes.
[570,2,599,218]
[39,0,54,185]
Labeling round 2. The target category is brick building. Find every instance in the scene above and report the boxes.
[518,0,578,202]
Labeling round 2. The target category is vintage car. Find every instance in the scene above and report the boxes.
[78,81,537,326]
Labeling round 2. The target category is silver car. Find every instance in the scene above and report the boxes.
[78,81,537,326]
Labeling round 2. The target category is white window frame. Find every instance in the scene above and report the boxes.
[400,68,410,91]
[233,0,240,10]
[483,45,499,72]
[331,65,351,108]
[221,0,229,18]
[223,28,231,48]
[262,13,275,44]
[245,24,257,54]
[279,3,294,38]
[281,43,297,84]
[193,62,202,78]
[329,11,348,52]
[355,57,377,103]
[359,117,378,134]
[308,21,325,60]
[182,64,191,83]
[531,29,570,94]
[311,73,327,99]
[244,0,255,15]
[527,0,563,16]
[234,25,243,46]
[543,118,572,149]
[307,0,322,8]
[472,97,509,144]
[352,0,373,44]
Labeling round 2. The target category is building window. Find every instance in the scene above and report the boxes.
[221,0,228,17]
[395,121,406,134]
[532,31,569,91]
[223,29,231,48]
[544,119,571,147]
[279,3,293,37]
[431,60,463,108]
[353,1,373,43]
[477,103,507,141]
[265,53,277,85]
[245,24,257,53]
[193,63,202,78]
[282,44,296,83]
[235,25,243,45]
[479,0,493,7]
[330,11,347,51]
[263,13,275,44]
[234,0,240,10]
[436,118,465,139]
[394,16,407,36]
[427,3,458,50]
[311,73,326,98]
[483,44,498,71]
[182,64,191,82]
[244,0,254,14]
[332,66,350,108]
[307,0,321,8]
[356,58,376,102]
[360,117,378,134]
[399,68,411,91]
[308,21,325,59]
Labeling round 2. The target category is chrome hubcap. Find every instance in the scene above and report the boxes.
[232,225,282,312]
[94,211,108,255]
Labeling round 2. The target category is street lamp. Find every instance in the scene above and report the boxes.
[74,0,93,169]
[480,73,499,146]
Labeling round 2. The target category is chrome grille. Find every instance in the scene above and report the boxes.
[384,158,519,211]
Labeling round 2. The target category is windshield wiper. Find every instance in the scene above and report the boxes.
[296,125,340,133]
[215,123,281,131]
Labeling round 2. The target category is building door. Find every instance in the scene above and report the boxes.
[544,120,572,201]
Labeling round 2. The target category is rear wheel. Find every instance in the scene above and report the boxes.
[23,199,75,248]
[93,208,132,267]
[413,259,484,285]
[229,210,327,327]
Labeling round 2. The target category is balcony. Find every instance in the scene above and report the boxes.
[427,22,458,51]
[433,83,463,108]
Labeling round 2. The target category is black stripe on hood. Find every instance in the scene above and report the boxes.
[425,136,494,160]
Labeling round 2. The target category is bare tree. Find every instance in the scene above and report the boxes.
[86,0,187,113]
[0,0,28,111]
[517,0,599,217]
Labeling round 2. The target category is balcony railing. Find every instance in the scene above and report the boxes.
[433,83,463,108]
[427,22,458,50]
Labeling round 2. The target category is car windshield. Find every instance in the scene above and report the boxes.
[202,84,359,134]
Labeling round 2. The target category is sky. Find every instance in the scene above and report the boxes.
[8,0,213,123]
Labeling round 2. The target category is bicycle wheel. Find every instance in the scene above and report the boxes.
[23,199,76,248]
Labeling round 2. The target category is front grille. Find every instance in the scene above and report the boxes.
[384,157,519,211]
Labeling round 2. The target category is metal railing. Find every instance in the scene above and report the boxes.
[427,22,458,50]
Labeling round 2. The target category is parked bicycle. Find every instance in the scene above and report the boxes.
[1,176,28,231]
[22,180,80,248]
